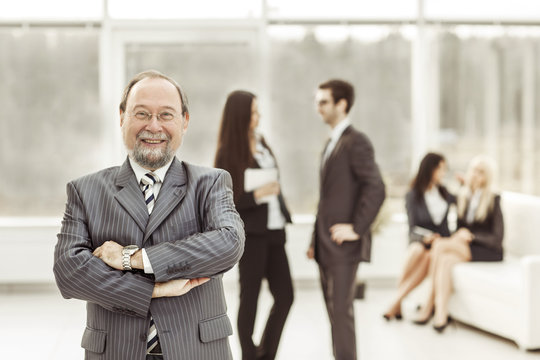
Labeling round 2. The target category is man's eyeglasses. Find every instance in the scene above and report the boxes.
[131,111,177,122]
[316,99,331,106]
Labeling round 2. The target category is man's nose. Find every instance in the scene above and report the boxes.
[145,115,162,132]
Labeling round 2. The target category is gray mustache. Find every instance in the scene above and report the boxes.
[137,131,169,140]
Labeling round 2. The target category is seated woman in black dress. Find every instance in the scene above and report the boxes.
[415,155,504,332]
[383,152,456,320]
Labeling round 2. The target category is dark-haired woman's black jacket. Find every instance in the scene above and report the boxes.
[406,187,456,245]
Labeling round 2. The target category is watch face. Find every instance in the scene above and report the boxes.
[124,245,139,255]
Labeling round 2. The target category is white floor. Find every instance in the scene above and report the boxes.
[1,281,539,360]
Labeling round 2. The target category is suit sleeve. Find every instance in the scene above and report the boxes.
[471,195,504,251]
[405,191,424,244]
[349,134,386,238]
[145,170,245,282]
[53,182,154,318]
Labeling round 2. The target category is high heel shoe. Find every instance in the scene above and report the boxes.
[382,312,402,321]
[412,309,434,325]
[433,317,452,333]
[382,304,403,321]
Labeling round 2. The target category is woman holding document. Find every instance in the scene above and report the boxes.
[383,152,456,321]
[215,90,293,360]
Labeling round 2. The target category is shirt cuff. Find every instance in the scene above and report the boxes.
[141,248,154,274]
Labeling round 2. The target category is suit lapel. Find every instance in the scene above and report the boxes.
[144,158,187,242]
[114,159,149,233]
[320,138,331,178]
[321,125,352,186]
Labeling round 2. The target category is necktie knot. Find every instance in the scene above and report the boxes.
[140,172,159,214]
[141,172,158,187]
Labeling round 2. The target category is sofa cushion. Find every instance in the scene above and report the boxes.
[452,258,521,307]
[501,192,540,257]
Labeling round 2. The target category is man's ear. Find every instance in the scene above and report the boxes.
[120,110,125,127]
[182,113,190,133]
[336,98,348,113]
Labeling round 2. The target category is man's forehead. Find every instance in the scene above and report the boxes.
[127,78,181,107]
[316,89,332,100]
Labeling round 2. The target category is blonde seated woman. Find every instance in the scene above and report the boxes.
[383,152,456,321]
[414,155,504,332]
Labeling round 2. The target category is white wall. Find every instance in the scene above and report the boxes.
[0,216,408,285]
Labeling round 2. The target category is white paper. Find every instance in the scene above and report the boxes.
[412,226,433,237]
[244,168,278,192]
[244,168,278,204]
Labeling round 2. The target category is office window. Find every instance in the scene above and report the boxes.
[108,0,261,19]
[438,26,540,194]
[267,25,412,213]
[0,0,102,20]
[0,28,100,216]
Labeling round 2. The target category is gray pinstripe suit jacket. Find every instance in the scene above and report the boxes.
[53,157,245,360]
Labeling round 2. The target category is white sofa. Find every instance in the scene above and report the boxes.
[448,191,540,350]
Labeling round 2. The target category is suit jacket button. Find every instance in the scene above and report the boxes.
[140,333,147,342]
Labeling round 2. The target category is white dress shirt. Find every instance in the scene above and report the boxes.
[322,118,351,165]
[424,186,448,226]
[466,190,482,224]
[128,157,174,274]
[252,137,286,230]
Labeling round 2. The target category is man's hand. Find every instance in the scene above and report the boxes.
[93,240,125,270]
[93,241,144,271]
[306,245,315,259]
[152,278,210,298]
[329,223,360,245]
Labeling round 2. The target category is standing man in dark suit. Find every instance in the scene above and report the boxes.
[307,79,385,360]
[53,70,245,360]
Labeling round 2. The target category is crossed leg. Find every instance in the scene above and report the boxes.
[384,242,430,319]
[416,237,471,325]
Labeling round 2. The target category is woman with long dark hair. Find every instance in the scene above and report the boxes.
[383,152,456,320]
[215,90,293,360]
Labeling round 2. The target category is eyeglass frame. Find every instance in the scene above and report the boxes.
[129,110,181,122]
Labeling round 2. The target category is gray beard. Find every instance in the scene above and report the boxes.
[130,142,174,170]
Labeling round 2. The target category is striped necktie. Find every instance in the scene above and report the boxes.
[140,172,157,214]
[140,172,161,355]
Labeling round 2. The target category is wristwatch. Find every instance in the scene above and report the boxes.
[122,245,139,271]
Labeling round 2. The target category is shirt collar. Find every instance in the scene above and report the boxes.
[128,157,174,184]
[470,189,483,202]
[329,117,351,142]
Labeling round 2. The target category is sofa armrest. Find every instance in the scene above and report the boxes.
[520,255,540,349]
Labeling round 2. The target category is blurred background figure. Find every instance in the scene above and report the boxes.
[308,79,385,360]
[415,155,504,332]
[215,90,294,360]
[383,152,456,321]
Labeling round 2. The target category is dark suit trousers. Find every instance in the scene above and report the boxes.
[237,229,294,360]
[319,262,359,360]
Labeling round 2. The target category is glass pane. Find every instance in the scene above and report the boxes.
[0,28,101,216]
[124,38,259,167]
[268,25,412,213]
[109,0,261,19]
[0,0,102,20]
[267,0,417,20]
[425,0,539,21]
[437,26,540,195]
